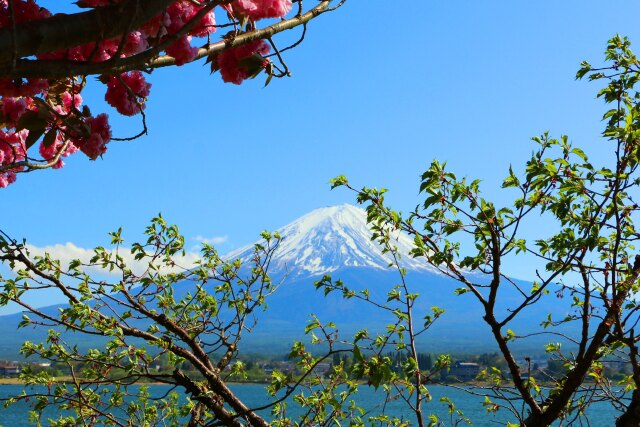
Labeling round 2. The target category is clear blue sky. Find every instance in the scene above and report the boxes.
[2,1,640,296]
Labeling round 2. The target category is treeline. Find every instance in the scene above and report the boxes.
[19,350,633,384]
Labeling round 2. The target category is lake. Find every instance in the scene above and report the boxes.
[0,383,623,426]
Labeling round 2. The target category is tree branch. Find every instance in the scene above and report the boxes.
[0,0,176,64]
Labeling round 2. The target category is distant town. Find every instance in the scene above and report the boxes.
[0,352,631,385]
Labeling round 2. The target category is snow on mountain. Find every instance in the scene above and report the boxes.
[225,204,440,277]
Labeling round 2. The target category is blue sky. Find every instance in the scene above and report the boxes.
[2,1,640,311]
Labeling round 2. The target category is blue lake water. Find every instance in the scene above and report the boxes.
[0,383,623,426]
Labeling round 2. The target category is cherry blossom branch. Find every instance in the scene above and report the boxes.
[0,0,339,78]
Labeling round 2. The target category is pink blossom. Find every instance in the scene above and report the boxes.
[89,113,111,142]
[216,40,270,85]
[61,92,83,113]
[39,132,78,169]
[165,1,193,34]
[140,1,216,44]
[80,133,106,160]
[232,0,292,20]
[165,35,199,66]
[188,9,217,38]
[0,172,16,188]
[140,13,171,39]
[104,71,151,116]
[81,39,119,63]
[2,97,28,123]
[165,1,216,35]
[0,130,26,162]
[123,31,149,56]
[73,113,111,160]
[39,140,64,169]
[161,1,215,65]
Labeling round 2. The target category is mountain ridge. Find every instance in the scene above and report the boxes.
[0,204,579,357]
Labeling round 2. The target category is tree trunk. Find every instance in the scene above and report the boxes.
[617,389,640,427]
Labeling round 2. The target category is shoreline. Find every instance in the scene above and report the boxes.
[0,377,575,388]
[0,378,26,385]
[0,377,273,386]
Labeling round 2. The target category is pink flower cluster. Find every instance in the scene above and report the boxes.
[0,130,26,187]
[217,40,271,85]
[39,132,78,169]
[2,97,29,123]
[60,92,83,114]
[105,72,152,116]
[231,0,292,20]
[36,120,108,170]
[74,114,112,160]
[141,1,217,66]
[165,35,199,66]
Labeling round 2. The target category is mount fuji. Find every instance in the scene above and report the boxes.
[217,204,575,353]
[226,204,440,278]
[0,205,577,357]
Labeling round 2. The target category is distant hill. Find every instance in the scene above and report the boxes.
[0,205,582,358]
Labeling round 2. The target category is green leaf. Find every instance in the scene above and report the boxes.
[575,61,591,79]
[330,175,348,189]
[304,319,320,334]
[505,329,516,341]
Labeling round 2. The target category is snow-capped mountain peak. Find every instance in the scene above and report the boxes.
[225,204,439,277]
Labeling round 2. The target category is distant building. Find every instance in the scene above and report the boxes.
[450,362,480,381]
[263,361,295,376]
[0,363,21,376]
[312,363,332,376]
